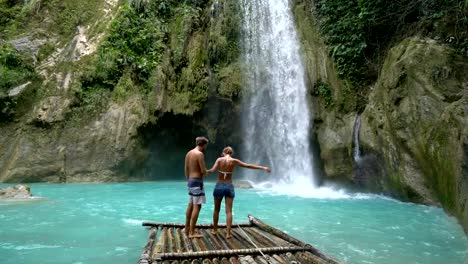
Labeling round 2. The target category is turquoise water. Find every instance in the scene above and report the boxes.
[0,182,466,264]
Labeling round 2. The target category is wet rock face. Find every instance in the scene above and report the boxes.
[0,184,32,199]
[360,37,468,231]
[0,96,148,183]
[315,112,355,181]
[9,36,47,59]
[33,96,71,125]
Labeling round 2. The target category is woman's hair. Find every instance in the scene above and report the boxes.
[222,146,234,156]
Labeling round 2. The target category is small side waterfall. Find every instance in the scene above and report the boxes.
[239,0,315,186]
[353,115,362,162]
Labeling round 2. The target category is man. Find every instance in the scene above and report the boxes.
[184,136,209,238]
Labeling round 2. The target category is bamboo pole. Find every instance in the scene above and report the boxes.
[201,229,223,250]
[182,230,194,252]
[271,254,288,264]
[230,229,253,249]
[175,228,183,253]
[239,227,273,248]
[154,227,168,256]
[138,227,158,264]
[295,251,332,264]
[154,246,310,261]
[238,255,255,264]
[194,233,210,251]
[248,215,340,264]
[254,255,270,264]
[202,259,213,264]
[247,227,288,247]
[281,252,300,263]
[168,227,176,253]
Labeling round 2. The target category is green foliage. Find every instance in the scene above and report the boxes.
[313,0,367,85]
[0,42,37,94]
[72,81,111,118]
[0,41,40,122]
[43,0,103,38]
[312,0,468,86]
[312,81,333,107]
[169,5,202,69]
[208,0,241,67]
[104,5,165,80]
[76,0,241,115]
[218,62,242,98]
[0,0,22,34]
[113,71,136,103]
[37,42,55,62]
[80,4,166,94]
[1,0,104,40]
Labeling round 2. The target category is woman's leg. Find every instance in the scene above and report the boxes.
[212,197,223,234]
[225,197,234,239]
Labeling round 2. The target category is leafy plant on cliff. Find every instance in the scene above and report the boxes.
[312,0,468,86]
[0,0,104,40]
[0,41,41,122]
[79,3,166,106]
[312,81,333,107]
[0,42,37,94]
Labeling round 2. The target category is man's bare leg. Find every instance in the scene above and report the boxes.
[185,202,193,236]
[212,197,222,235]
[225,197,233,239]
[189,204,203,238]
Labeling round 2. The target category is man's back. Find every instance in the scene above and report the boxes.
[185,149,206,179]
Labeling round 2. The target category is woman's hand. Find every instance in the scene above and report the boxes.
[263,166,271,173]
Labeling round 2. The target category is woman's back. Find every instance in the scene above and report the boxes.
[217,156,236,182]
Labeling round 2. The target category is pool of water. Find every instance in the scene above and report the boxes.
[0,182,466,264]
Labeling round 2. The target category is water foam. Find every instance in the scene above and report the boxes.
[122,218,145,226]
[249,178,378,199]
[1,243,61,250]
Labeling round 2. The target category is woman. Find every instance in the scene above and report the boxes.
[206,146,271,239]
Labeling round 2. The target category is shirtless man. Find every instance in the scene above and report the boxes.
[184,136,209,238]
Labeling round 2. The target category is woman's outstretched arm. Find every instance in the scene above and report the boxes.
[234,159,271,173]
[206,158,221,174]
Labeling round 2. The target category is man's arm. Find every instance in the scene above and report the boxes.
[197,153,207,176]
[207,158,220,174]
[184,153,190,180]
[234,159,271,172]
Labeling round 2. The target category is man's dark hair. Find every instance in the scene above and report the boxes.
[196,136,209,146]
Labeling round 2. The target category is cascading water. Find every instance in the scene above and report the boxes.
[353,115,362,162]
[240,0,316,188]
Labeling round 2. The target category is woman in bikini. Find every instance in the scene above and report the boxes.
[206,146,271,239]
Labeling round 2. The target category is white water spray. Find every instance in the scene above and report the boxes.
[240,0,315,187]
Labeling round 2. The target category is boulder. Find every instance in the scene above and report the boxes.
[0,184,32,199]
[233,180,253,189]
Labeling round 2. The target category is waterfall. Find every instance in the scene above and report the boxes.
[353,115,362,162]
[240,0,316,186]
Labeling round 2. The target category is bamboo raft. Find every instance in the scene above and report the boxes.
[138,215,341,264]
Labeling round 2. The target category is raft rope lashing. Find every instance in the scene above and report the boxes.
[237,224,272,264]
